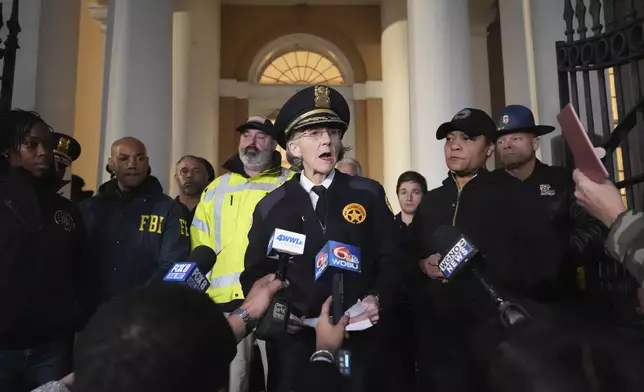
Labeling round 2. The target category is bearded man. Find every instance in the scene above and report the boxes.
[191,116,293,392]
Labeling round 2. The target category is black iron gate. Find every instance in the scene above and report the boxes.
[557,0,644,296]
[0,0,20,113]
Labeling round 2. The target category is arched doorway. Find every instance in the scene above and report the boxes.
[247,34,356,168]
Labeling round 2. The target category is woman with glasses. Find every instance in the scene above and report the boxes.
[240,86,400,392]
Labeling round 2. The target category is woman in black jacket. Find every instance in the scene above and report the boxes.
[0,110,87,392]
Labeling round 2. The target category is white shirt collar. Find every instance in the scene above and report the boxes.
[300,169,336,193]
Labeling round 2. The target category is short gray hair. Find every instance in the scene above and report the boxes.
[286,149,303,172]
[335,157,362,176]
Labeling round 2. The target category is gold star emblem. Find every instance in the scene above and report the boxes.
[342,203,367,224]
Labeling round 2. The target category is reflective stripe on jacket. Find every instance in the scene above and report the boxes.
[191,162,293,304]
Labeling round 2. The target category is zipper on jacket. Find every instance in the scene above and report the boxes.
[230,195,233,206]
[450,171,481,225]
[4,199,25,227]
[452,190,462,226]
[451,175,467,226]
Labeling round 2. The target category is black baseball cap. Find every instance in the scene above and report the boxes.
[436,108,497,141]
[236,116,280,143]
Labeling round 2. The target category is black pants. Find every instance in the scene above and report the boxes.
[415,304,503,392]
[266,328,378,392]
[370,305,417,392]
[0,336,73,392]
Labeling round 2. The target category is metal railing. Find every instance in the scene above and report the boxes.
[0,0,20,113]
[557,0,644,295]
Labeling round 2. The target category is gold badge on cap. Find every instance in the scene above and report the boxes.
[314,86,331,109]
[502,115,510,125]
[342,202,366,224]
[57,137,71,156]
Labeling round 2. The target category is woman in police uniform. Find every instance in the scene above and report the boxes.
[240,86,400,392]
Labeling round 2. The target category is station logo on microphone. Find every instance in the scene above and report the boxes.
[315,251,329,280]
[164,262,194,281]
[331,244,361,272]
[439,238,475,279]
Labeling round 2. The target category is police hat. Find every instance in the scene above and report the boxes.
[495,105,554,137]
[53,132,81,166]
[274,85,350,149]
[436,108,497,141]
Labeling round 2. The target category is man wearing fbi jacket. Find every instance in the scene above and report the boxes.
[240,85,400,392]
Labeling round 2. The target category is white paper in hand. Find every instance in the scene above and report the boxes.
[302,300,374,331]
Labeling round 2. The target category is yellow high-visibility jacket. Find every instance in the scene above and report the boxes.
[191,157,293,305]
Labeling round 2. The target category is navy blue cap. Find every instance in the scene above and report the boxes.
[495,105,554,137]
[274,85,350,149]
[436,108,497,141]
[52,132,81,165]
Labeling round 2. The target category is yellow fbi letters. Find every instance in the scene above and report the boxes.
[139,215,190,237]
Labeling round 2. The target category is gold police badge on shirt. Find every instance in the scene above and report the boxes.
[54,210,75,232]
[342,203,366,224]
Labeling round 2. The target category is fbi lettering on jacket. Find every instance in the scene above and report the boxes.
[139,215,165,233]
[139,215,190,236]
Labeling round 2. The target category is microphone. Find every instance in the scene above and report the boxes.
[162,245,216,293]
[255,229,306,340]
[430,225,530,328]
[315,241,362,324]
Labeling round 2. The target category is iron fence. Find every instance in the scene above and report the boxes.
[0,0,20,113]
[557,0,644,294]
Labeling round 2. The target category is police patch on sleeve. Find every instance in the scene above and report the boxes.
[385,196,393,213]
[54,210,75,232]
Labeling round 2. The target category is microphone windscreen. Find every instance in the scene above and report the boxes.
[189,246,217,273]
[430,224,463,253]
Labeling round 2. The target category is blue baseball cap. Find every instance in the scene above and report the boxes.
[495,105,554,137]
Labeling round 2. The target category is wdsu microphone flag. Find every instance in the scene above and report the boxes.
[315,241,361,280]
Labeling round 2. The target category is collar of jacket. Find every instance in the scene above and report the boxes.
[0,160,63,196]
[222,151,283,178]
[441,168,492,190]
[97,175,164,200]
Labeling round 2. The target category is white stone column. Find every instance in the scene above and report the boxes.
[99,0,173,190]
[407,0,473,189]
[381,0,410,212]
[171,11,190,197]
[11,0,43,110]
[499,0,539,111]
[185,0,220,167]
[35,0,80,134]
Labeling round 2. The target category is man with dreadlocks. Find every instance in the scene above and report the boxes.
[0,110,88,392]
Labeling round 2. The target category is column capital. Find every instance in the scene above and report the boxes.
[88,1,108,33]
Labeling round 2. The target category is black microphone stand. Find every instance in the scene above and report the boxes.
[471,269,530,328]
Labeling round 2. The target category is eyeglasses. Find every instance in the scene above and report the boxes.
[300,128,342,140]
